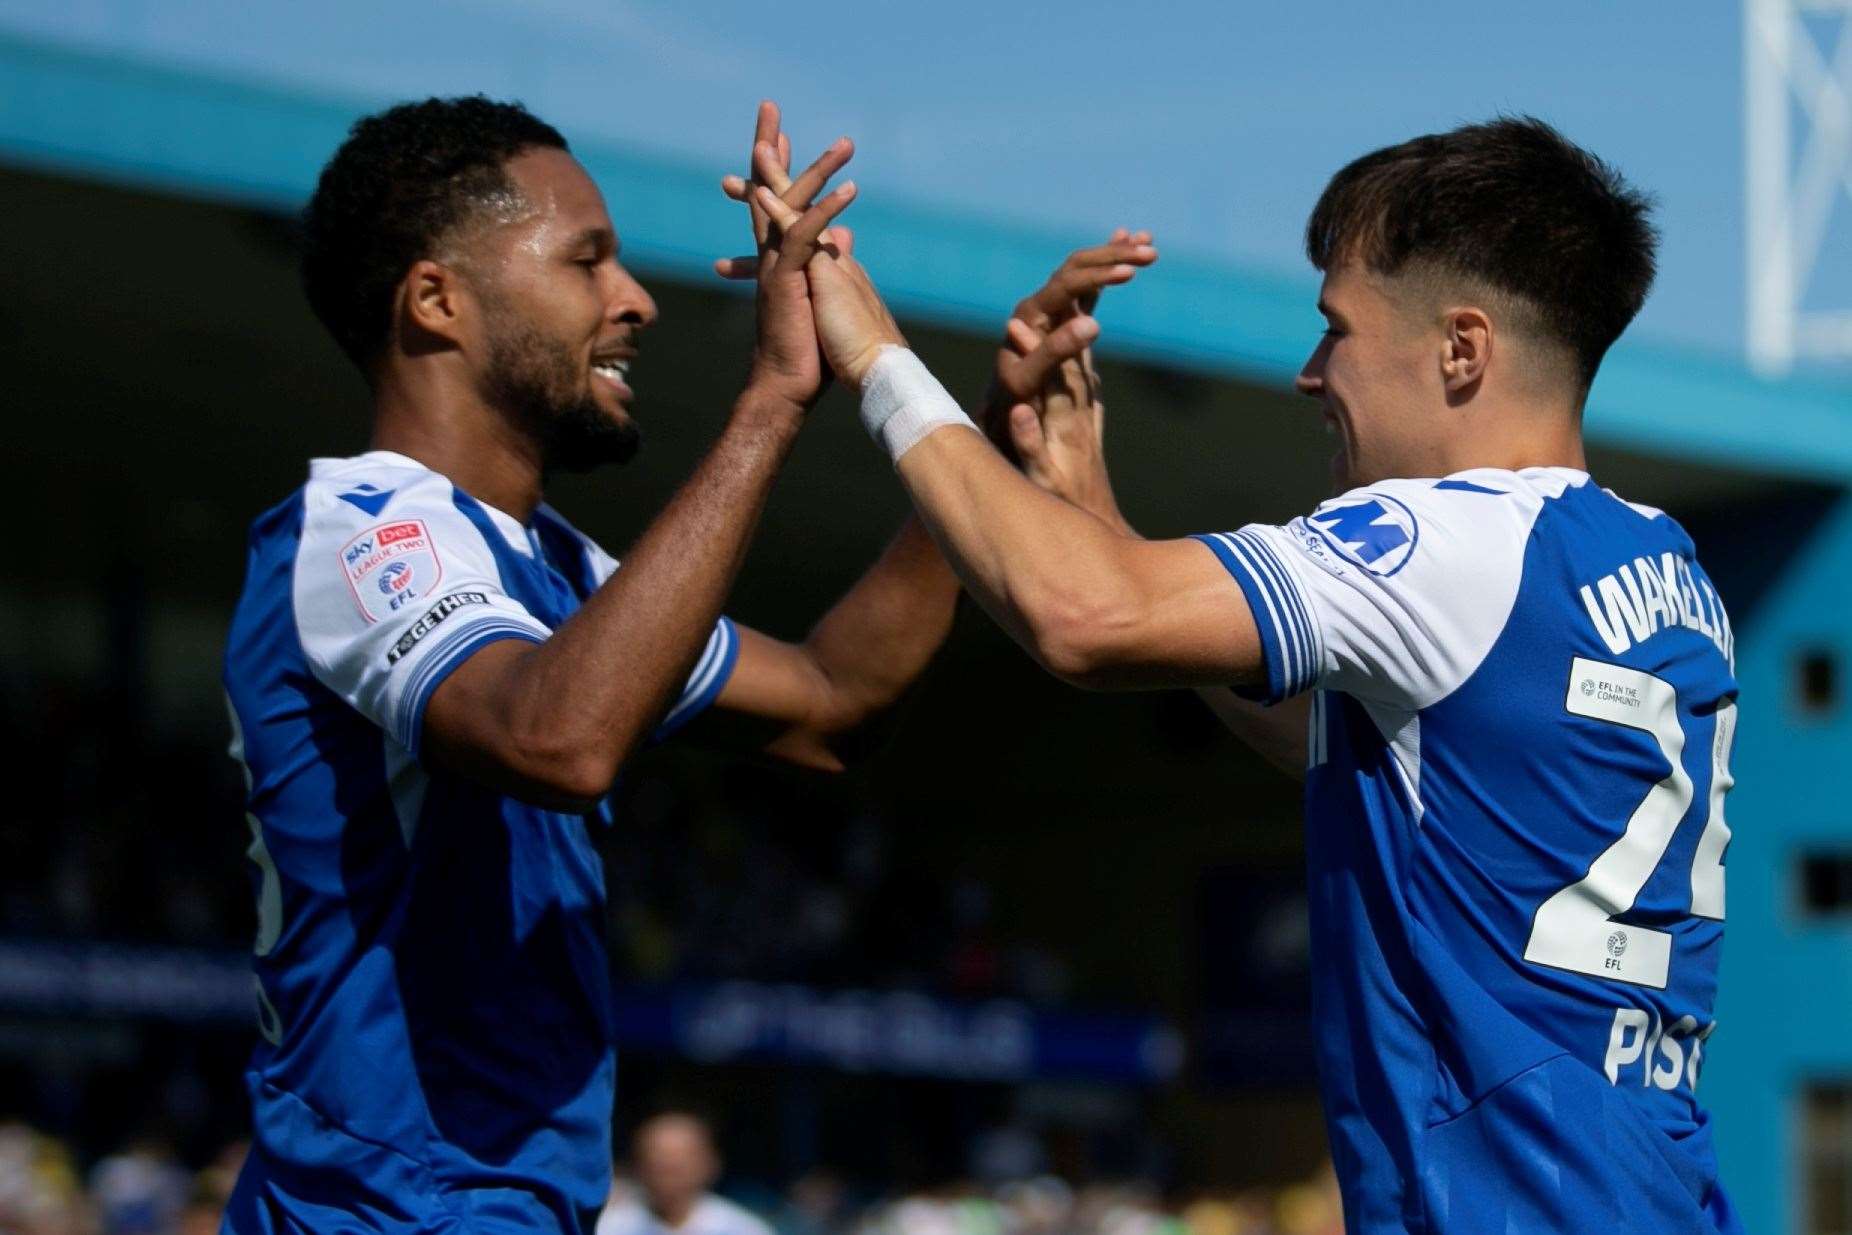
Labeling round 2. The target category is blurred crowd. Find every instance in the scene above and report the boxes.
[606,759,1072,1004]
[0,667,1066,1008]
[0,1123,240,1235]
[0,1114,1342,1235]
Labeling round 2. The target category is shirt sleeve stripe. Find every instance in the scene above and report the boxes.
[1193,533,1293,701]
[1226,533,1314,695]
[1191,532,1320,703]
[1236,531,1325,695]
[397,618,547,755]
[656,616,741,739]
[1233,529,1325,682]
[1224,532,1309,687]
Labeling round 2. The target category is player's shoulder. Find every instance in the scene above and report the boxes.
[1591,486,1700,555]
[294,451,484,566]
[300,450,457,531]
[1294,466,1578,583]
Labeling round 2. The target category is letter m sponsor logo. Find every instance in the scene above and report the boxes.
[1307,497,1418,575]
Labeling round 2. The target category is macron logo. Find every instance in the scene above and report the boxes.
[1306,497,1418,576]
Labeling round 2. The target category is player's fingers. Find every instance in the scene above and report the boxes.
[753,140,793,197]
[1013,315,1101,390]
[782,137,855,210]
[721,174,751,202]
[713,255,760,279]
[1060,237,1160,274]
[1004,316,1044,358]
[1025,247,1155,319]
[754,183,802,232]
[1074,264,1138,314]
[777,131,791,174]
[1011,240,1144,326]
[753,100,780,162]
[758,182,857,262]
[747,190,774,249]
[743,101,783,246]
[1008,403,1048,467]
[824,226,856,257]
[1029,263,1138,320]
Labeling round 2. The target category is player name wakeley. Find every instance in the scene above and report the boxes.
[1580,552,1733,667]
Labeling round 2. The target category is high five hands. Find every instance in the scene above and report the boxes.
[714,101,860,414]
[716,101,1157,530]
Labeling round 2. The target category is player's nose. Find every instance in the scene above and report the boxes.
[1295,335,1331,398]
[608,262,658,329]
[1295,361,1323,398]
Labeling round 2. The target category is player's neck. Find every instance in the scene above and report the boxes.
[370,365,546,522]
[1432,401,1587,478]
[1439,435,1587,478]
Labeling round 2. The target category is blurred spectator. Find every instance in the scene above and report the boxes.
[176,1141,245,1235]
[599,1113,774,1235]
[0,1121,91,1235]
[88,1140,187,1235]
[779,1169,852,1235]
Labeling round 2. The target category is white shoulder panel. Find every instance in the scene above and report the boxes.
[1199,470,1563,710]
[292,459,551,754]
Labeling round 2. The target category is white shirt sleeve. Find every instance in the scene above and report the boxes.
[292,471,551,754]
[1193,475,1548,710]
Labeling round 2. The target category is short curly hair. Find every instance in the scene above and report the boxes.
[301,96,568,371]
[1306,116,1657,394]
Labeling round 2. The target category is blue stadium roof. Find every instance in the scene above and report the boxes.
[5,31,1847,482]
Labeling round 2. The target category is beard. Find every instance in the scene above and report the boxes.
[481,314,641,474]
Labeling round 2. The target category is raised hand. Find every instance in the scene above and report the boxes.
[988,228,1157,425]
[723,102,857,413]
[749,144,907,390]
[985,231,1156,532]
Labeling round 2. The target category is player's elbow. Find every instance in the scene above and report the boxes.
[545,755,621,809]
[501,725,625,809]
[1026,590,1147,689]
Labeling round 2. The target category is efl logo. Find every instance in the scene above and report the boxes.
[1306,495,1419,577]
[338,518,443,624]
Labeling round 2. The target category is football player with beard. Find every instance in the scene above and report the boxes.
[220,96,1152,1235]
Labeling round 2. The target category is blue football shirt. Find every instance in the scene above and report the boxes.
[221,451,738,1235]
[1196,467,1742,1235]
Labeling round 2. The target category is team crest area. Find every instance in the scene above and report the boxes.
[339,519,444,624]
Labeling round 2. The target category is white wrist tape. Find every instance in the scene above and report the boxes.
[858,345,979,464]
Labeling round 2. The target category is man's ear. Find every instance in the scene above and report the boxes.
[398,259,473,353]
[1440,305,1493,397]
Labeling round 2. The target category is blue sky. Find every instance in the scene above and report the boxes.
[6,0,1848,369]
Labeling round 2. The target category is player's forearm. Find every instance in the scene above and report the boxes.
[894,425,1147,683]
[487,390,804,795]
[798,515,959,728]
[1195,687,1309,781]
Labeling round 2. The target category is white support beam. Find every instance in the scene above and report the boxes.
[1746,0,1852,376]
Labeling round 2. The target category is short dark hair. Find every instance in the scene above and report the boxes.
[1305,116,1657,392]
[301,96,568,370]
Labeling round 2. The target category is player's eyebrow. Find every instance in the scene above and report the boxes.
[564,225,616,256]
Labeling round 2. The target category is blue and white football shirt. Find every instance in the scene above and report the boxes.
[221,450,738,1235]
[1196,468,1742,1235]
